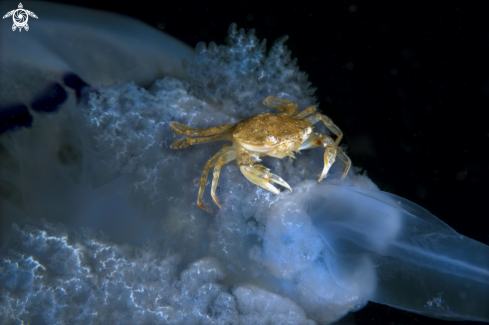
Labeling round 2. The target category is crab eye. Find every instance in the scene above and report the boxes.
[266,135,277,144]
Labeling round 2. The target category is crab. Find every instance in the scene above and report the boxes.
[170,96,351,211]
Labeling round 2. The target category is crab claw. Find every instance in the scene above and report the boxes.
[318,145,337,182]
[240,165,292,194]
[269,174,292,192]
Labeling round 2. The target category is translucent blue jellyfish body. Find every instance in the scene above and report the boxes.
[1,2,488,323]
[0,1,193,245]
[0,1,193,134]
[306,185,489,322]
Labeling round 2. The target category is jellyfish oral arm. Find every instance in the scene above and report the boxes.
[307,185,489,322]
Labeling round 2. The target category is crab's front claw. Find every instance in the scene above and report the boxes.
[240,165,292,194]
[318,145,337,182]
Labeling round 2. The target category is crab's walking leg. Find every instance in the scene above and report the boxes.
[305,113,344,146]
[210,149,237,208]
[197,145,233,211]
[263,96,299,115]
[170,121,233,136]
[335,147,351,179]
[170,133,231,149]
[293,106,316,119]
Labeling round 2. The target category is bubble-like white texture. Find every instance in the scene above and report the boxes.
[250,184,326,281]
[1,222,315,324]
[184,24,316,116]
[234,285,315,325]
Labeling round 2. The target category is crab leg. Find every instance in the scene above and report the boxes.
[210,149,237,208]
[263,96,299,115]
[299,132,334,150]
[335,147,352,179]
[170,133,231,149]
[197,145,234,211]
[300,132,351,180]
[318,146,351,181]
[170,121,233,136]
[239,164,292,194]
[305,113,344,146]
[299,132,336,181]
[293,105,317,119]
[318,145,337,182]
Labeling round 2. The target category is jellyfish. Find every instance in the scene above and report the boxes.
[0,2,487,324]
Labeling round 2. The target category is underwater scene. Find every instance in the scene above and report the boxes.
[0,1,488,324]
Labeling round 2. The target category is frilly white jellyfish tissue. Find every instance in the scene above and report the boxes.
[0,3,488,325]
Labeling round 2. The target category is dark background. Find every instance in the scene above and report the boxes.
[22,1,489,324]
